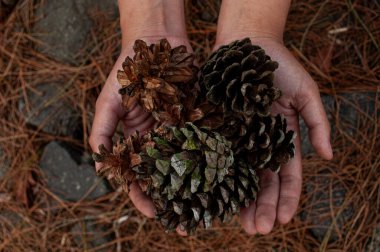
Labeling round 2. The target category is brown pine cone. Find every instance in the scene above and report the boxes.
[200,38,281,118]
[117,39,199,127]
[234,114,296,172]
[92,133,145,191]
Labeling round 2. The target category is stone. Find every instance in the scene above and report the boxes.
[300,92,378,156]
[337,92,378,137]
[33,0,118,64]
[0,147,11,180]
[71,218,114,251]
[40,141,111,201]
[18,83,80,137]
[301,169,354,242]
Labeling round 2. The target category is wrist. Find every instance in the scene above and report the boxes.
[215,0,291,46]
[118,0,187,49]
[119,36,192,57]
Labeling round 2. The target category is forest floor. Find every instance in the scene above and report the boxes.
[0,0,379,251]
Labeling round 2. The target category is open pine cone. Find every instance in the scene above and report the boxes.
[117,39,199,126]
[93,38,296,234]
[92,133,143,191]
[94,123,259,234]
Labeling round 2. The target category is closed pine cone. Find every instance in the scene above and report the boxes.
[200,38,281,118]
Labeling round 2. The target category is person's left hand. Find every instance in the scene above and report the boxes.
[214,37,333,235]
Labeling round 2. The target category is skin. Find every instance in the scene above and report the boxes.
[89,0,333,237]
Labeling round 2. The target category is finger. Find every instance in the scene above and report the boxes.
[176,226,188,236]
[129,181,155,218]
[122,103,156,136]
[298,83,333,160]
[240,201,257,235]
[255,170,280,234]
[89,91,125,171]
[277,116,303,224]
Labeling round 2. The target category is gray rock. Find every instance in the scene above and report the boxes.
[71,218,114,251]
[194,0,221,22]
[33,0,118,64]
[301,169,354,242]
[18,83,80,137]
[300,92,378,156]
[337,92,378,137]
[40,141,110,201]
[0,147,11,180]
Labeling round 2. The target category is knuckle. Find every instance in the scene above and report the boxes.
[257,202,277,213]
[280,174,302,191]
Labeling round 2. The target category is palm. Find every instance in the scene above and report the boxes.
[89,37,194,235]
[214,38,332,234]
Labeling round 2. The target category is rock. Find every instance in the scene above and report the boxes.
[301,169,354,242]
[33,0,118,64]
[193,0,221,22]
[71,218,114,251]
[0,147,11,180]
[300,92,377,156]
[337,92,378,137]
[18,83,80,137]
[40,141,111,201]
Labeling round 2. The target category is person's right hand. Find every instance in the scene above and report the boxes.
[89,0,191,236]
[89,36,192,220]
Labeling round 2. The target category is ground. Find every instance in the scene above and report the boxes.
[0,0,379,251]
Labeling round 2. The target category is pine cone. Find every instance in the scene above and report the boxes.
[197,111,296,173]
[132,122,234,199]
[117,39,199,126]
[129,123,259,233]
[92,133,144,191]
[233,114,296,172]
[200,38,281,118]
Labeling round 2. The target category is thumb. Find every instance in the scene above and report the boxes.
[297,80,333,160]
[89,87,125,171]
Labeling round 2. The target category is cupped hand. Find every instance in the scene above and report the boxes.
[89,36,192,236]
[215,37,333,235]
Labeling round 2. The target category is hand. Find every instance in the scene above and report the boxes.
[89,36,192,230]
[89,0,190,236]
[214,37,333,235]
[89,41,157,218]
[215,0,333,235]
